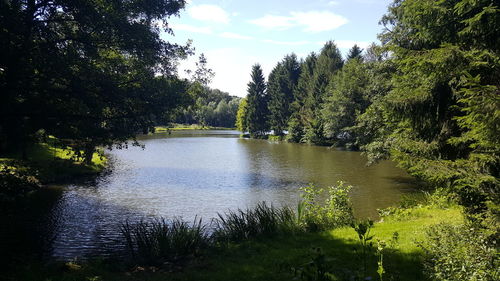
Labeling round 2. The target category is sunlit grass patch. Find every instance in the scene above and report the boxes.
[0,140,107,185]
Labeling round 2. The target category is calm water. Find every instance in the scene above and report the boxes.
[42,130,417,259]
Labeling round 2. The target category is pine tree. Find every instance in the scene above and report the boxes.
[346,44,363,61]
[246,64,270,138]
[303,41,343,144]
[322,59,370,148]
[287,53,317,143]
[378,0,500,213]
[267,54,301,137]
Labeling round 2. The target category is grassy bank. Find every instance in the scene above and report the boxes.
[154,124,236,132]
[0,140,107,185]
[3,201,465,281]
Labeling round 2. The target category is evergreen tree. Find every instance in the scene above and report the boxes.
[378,0,499,213]
[287,53,317,143]
[322,59,370,148]
[246,64,270,138]
[267,54,301,137]
[346,44,364,61]
[303,41,343,144]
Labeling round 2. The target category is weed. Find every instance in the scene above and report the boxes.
[352,220,374,278]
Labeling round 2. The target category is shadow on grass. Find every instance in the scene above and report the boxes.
[1,230,427,281]
[164,231,426,281]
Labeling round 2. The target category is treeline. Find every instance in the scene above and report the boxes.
[0,0,194,163]
[238,0,499,214]
[175,87,240,128]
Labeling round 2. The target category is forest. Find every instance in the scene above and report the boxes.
[239,0,499,218]
[0,0,498,280]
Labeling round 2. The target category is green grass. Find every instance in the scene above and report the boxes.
[154,124,236,132]
[0,140,107,184]
[3,205,464,281]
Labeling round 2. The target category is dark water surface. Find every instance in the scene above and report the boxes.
[43,130,417,259]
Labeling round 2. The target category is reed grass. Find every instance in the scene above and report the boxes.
[120,196,354,266]
[211,202,301,243]
[121,217,208,265]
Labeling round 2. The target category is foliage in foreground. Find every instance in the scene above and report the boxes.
[120,182,354,266]
[212,202,299,243]
[3,193,469,281]
[420,223,499,281]
[121,217,209,266]
[299,182,353,231]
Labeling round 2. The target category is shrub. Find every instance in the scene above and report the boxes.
[121,217,209,266]
[419,223,499,281]
[0,162,41,202]
[299,182,354,231]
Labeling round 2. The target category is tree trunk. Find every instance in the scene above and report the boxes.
[83,144,94,165]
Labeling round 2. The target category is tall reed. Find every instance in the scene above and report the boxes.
[121,217,208,265]
[211,202,301,243]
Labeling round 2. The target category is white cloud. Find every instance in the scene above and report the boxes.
[219,32,253,40]
[327,1,340,6]
[291,11,348,32]
[177,48,274,97]
[261,39,311,46]
[170,23,213,34]
[188,4,230,24]
[249,15,295,30]
[249,10,348,33]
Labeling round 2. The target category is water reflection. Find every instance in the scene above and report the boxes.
[43,130,417,259]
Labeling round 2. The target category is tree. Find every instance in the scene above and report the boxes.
[287,53,317,143]
[187,53,215,86]
[322,59,370,148]
[267,54,301,137]
[346,44,363,61]
[246,64,270,138]
[0,0,191,161]
[378,0,500,213]
[303,41,344,144]
[236,98,249,132]
[175,85,239,128]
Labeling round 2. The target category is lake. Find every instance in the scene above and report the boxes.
[40,130,417,259]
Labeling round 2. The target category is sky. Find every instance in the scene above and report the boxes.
[161,0,393,97]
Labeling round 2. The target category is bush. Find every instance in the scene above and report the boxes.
[298,182,354,231]
[419,223,499,281]
[0,162,41,202]
[121,217,209,266]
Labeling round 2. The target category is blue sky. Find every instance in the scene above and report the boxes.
[162,0,393,97]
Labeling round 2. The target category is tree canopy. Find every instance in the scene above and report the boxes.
[0,0,192,161]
